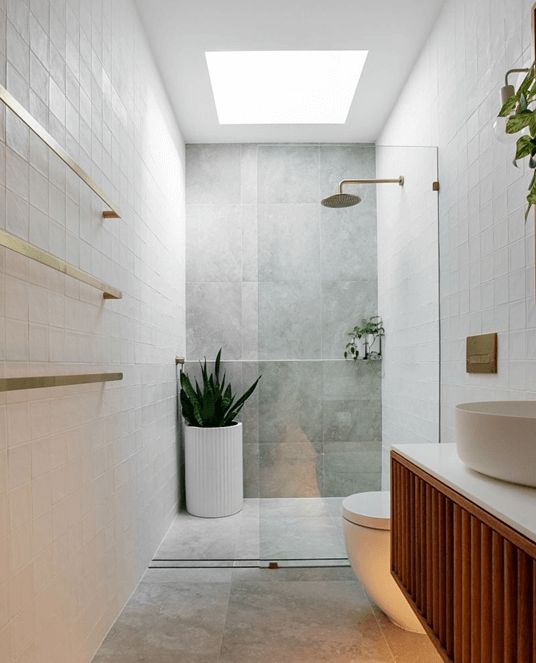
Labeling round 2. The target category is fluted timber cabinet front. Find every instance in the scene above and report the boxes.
[391,450,536,663]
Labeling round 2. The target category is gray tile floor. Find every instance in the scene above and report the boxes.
[154,498,347,562]
[92,567,441,662]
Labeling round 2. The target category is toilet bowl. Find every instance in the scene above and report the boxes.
[342,490,424,633]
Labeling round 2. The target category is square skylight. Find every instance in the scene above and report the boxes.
[205,50,368,125]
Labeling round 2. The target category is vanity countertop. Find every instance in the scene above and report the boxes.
[392,443,536,545]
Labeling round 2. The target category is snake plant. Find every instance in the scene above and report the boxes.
[180,349,260,427]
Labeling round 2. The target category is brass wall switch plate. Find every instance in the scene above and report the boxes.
[466,333,498,373]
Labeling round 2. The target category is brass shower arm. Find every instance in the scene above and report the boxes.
[338,177,404,194]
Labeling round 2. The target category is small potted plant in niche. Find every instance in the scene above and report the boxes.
[180,349,260,518]
[344,316,385,361]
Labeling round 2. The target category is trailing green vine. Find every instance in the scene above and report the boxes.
[498,62,536,218]
[344,316,384,361]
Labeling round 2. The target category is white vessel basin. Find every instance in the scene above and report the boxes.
[456,401,536,488]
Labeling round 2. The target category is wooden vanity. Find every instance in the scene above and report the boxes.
[391,445,536,663]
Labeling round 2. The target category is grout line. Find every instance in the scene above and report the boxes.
[215,567,235,663]
[365,595,398,662]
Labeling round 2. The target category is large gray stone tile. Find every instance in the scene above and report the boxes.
[323,472,381,498]
[321,280,378,359]
[258,203,320,282]
[143,568,234,584]
[241,204,258,281]
[240,144,258,204]
[91,569,231,663]
[319,144,376,201]
[259,498,345,559]
[322,360,382,401]
[318,146,378,291]
[321,442,382,496]
[258,145,319,204]
[241,283,258,360]
[235,498,260,558]
[186,283,242,360]
[322,448,381,498]
[322,399,382,441]
[219,575,394,662]
[320,205,378,282]
[371,605,442,662]
[260,497,332,516]
[259,442,322,498]
[155,500,262,562]
[231,566,354,583]
[186,204,242,282]
[155,510,243,561]
[186,144,241,204]
[258,281,321,359]
[324,496,345,521]
[318,145,377,285]
[243,443,260,499]
[257,361,322,444]
[323,441,382,473]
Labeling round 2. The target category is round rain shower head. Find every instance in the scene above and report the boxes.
[321,193,362,208]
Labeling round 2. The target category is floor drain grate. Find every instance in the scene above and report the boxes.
[148,558,350,570]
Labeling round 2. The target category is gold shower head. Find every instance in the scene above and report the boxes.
[321,192,362,208]
[321,176,404,208]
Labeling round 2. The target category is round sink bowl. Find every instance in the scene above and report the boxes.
[456,401,536,488]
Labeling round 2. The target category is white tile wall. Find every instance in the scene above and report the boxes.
[0,1,185,661]
[379,0,536,452]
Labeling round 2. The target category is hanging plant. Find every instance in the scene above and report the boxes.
[497,62,536,219]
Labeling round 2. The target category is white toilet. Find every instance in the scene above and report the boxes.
[342,490,424,633]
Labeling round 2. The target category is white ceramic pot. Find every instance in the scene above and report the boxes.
[184,422,243,517]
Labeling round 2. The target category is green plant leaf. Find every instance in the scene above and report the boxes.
[506,111,533,134]
[498,94,519,117]
[215,348,222,383]
[180,372,203,425]
[225,376,261,422]
[516,135,534,160]
[519,65,535,97]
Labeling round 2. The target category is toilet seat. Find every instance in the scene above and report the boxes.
[342,491,390,530]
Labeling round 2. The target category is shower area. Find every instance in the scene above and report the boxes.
[154,143,439,567]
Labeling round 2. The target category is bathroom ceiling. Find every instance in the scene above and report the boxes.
[136,0,445,143]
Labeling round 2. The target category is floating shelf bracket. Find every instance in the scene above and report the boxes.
[0,229,122,299]
[0,372,123,392]
[0,85,121,219]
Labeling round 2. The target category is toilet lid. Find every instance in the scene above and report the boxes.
[342,491,390,530]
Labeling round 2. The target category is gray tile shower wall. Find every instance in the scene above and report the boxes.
[185,144,381,497]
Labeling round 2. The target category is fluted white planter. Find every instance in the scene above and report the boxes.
[184,422,243,517]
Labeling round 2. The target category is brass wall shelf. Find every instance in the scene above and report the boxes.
[0,85,121,219]
[0,229,122,299]
[0,372,123,392]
